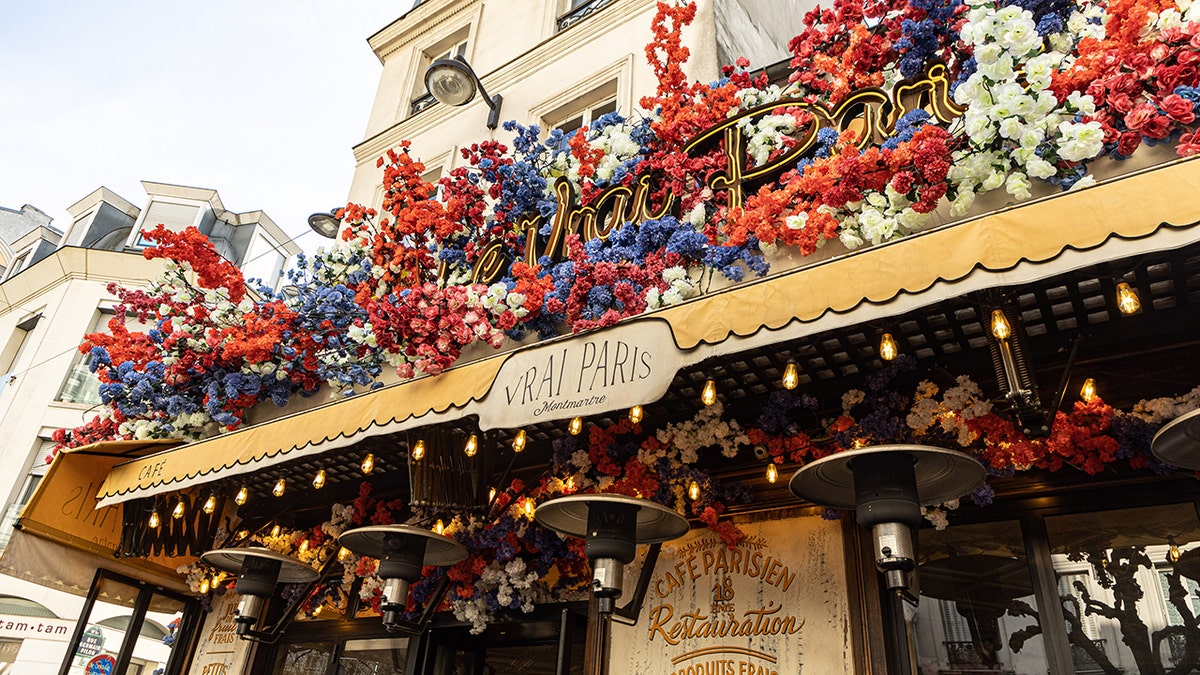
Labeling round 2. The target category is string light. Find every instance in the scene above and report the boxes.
[701,379,717,406]
[298,540,309,555]
[271,525,281,538]
[1080,378,1097,402]
[202,493,217,515]
[1169,537,1182,563]
[464,434,478,457]
[311,604,323,617]
[565,476,576,492]
[312,469,326,490]
[688,480,700,501]
[990,309,1011,340]
[148,510,161,529]
[568,417,583,435]
[234,487,248,506]
[273,478,286,497]
[434,519,445,535]
[629,405,644,423]
[411,440,425,461]
[1116,281,1141,315]
[766,463,778,483]
[524,498,536,519]
[782,362,799,390]
[172,499,186,520]
[879,333,899,361]
[488,487,497,502]
[199,577,211,595]
[338,547,351,562]
[361,453,375,475]
[511,429,526,453]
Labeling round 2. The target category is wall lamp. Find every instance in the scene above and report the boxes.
[199,547,319,638]
[424,56,504,129]
[536,494,689,615]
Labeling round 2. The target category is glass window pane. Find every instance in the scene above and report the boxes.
[123,593,185,675]
[272,642,335,675]
[337,637,410,674]
[915,520,1048,674]
[65,576,140,675]
[1046,503,1200,674]
[485,644,571,675]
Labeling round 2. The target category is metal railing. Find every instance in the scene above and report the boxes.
[556,0,615,31]
[410,93,437,117]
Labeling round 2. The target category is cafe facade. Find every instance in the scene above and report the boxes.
[6,0,1200,673]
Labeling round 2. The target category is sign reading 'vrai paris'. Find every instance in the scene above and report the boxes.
[476,319,681,431]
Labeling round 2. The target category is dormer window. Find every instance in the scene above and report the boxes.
[410,33,470,118]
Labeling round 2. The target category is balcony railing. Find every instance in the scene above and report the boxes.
[556,0,615,31]
[410,93,437,117]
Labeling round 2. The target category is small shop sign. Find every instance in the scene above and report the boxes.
[75,626,105,659]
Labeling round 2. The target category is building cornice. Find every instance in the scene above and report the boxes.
[0,248,164,316]
[368,0,480,63]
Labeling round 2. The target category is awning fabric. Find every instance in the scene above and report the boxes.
[96,158,1200,508]
[0,440,190,595]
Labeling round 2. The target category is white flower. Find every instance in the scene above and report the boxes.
[1056,120,1105,162]
[1005,171,1032,200]
[785,213,809,230]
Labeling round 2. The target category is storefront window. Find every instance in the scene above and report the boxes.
[339,638,410,674]
[1046,503,1200,674]
[271,642,335,675]
[915,520,1048,674]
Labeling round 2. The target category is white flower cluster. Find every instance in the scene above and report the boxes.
[653,401,750,461]
[449,558,547,634]
[949,0,1103,213]
[550,120,644,185]
[907,376,993,446]
[740,114,800,166]
[839,187,938,250]
[481,282,532,319]
[646,265,701,309]
[1130,385,1200,423]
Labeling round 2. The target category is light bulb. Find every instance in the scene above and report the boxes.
[202,493,217,514]
[1080,378,1096,402]
[172,499,186,520]
[1170,538,1182,563]
[488,487,497,502]
[411,440,425,461]
[766,463,778,483]
[629,405,644,424]
[512,429,526,453]
[565,476,576,491]
[312,469,326,490]
[524,498,535,519]
[702,379,717,406]
[465,434,478,457]
[311,604,323,617]
[1116,281,1141,315]
[271,524,281,538]
[338,547,351,562]
[782,362,799,390]
[688,480,700,501]
[298,540,309,554]
[234,487,248,506]
[273,478,286,497]
[199,577,211,595]
[568,417,583,435]
[434,519,445,535]
[990,309,1011,340]
[148,510,160,529]
[361,453,375,475]
[879,332,898,361]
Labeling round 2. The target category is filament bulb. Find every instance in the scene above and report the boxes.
[148,510,160,529]
[434,519,445,535]
[298,540,309,554]
[629,405,644,424]
[1080,378,1096,402]
[411,440,425,461]
[511,429,526,453]
[273,478,286,497]
[271,524,281,538]
[1170,538,1182,563]
[1116,282,1141,315]
[361,453,375,475]
[464,434,478,457]
[990,309,1011,340]
[234,487,248,506]
[688,480,700,501]
[766,463,779,483]
[488,487,497,502]
[524,498,535,519]
[199,577,211,595]
[568,417,583,435]
[172,499,186,520]
[879,333,898,361]
[782,362,799,390]
[701,379,717,406]
[312,469,326,490]
[338,547,351,562]
[202,493,217,514]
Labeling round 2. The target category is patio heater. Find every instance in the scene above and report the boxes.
[536,494,690,614]
[1151,407,1200,469]
[789,445,985,597]
[200,547,319,636]
[338,524,467,630]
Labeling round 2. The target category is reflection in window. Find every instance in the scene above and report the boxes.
[914,520,1046,673]
[1047,503,1200,674]
[272,642,335,675]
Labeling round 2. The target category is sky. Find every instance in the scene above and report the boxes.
[0,1,417,253]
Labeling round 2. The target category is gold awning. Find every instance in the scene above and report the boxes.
[96,158,1200,508]
[0,440,190,595]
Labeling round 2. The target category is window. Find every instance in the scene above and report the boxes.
[0,442,51,552]
[410,33,469,118]
[2,250,30,281]
[542,81,619,137]
[557,0,617,31]
[58,309,115,405]
[0,313,41,399]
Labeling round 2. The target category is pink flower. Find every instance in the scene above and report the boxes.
[1123,102,1158,131]
[1161,93,1196,123]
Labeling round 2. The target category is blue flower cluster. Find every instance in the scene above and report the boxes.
[896,0,963,78]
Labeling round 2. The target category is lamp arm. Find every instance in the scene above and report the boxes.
[454,55,503,128]
[611,543,663,625]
